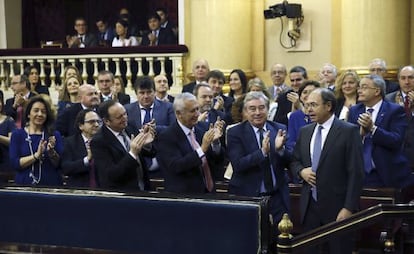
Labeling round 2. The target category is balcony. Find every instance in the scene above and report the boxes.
[0,45,188,103]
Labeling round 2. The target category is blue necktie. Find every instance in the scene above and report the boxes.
[143,108,151,125]
[363,108,374,173]
[311,125,323,200]
[259,128,274,192]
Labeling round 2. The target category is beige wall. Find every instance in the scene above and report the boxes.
[4,0,21,48]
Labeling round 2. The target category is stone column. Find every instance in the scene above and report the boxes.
[333,0,411,70]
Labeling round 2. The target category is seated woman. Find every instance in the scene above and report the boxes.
[0,92,16,172]
[9,96,63,186]
[114,76,131,104]
[334,70,359,121]
[112,19,139,47]
[24,65,49,95]
[57,75,82,116]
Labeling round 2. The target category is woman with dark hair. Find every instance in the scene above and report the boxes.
[112,19,139,47]
[24,65,49,95]
[9,96,63,186]
[0,92,16,171]
[228,69,247,101]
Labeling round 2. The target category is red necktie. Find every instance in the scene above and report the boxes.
[16,105,23,129]
[189,130,214,192]
[86,140,96,188]
[404,96,411,117]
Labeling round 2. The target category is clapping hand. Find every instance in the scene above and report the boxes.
[275,129,287,150]
[213,117,225,140]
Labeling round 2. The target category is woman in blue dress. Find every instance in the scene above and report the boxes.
[0,92,16,172]
[9,96,63,186]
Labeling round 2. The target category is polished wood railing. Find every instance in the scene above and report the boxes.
[277,203,414,253]
[0,46,188,102]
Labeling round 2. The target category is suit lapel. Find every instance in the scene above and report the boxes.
[103,126,126,153]
[318,118,340,168]
[375,101,387,126]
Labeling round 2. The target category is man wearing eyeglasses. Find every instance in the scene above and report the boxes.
[368,58,399,94]
[66,17,98,48]
[97,70,130,105]
[5,74,37,128]
[348,74,413,188]
[61,109,101,187]
[292,88,364,254]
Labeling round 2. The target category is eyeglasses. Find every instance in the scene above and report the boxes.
[304,102,322,109]
[246,105,267,113]
[369,68,385,72]
[84,119,102,125]
[11,81,23,85]
[357,85,378,91]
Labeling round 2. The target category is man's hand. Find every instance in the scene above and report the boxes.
[213,96,224,111]
[261,130,270,155]
[13,93,26,108]
[287,92,300,110]
[213,117,225,141]
[336,208,352,222]
[197,112,208,122]
[274,129,286,150]
[300,167,316,187]
[357,112,374,134]
[201,127,215,153]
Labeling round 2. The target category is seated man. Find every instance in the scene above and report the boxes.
[97,70,130,105]
[95,16,115,47]
[66,17,98,48]
[61,109,101,187]
[141,12,175,46]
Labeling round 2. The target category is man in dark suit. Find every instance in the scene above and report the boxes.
[157,93,225,194]
[154,74,174,103]
[56,84,100,137]
[91,100,155,191]
[273,66,307,126]
[369,58,399,94]
[227,91,290,227]
[61,109,101,187]
[95,16,115,47]
[97,70,130,105]
[124,76,175,135]
[291,88,364,254]
[156,7,178,43]
[349,74,413,188]
[385,66,414,172]
[194,83,226,181]
[207,70,233,124]
[66,17,98,48]
[267,63,288,101]
[5,74,36,128]
[141,12,175,46]
[182,59,210,94]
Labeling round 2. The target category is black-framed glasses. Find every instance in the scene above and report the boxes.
[84,119,102,125]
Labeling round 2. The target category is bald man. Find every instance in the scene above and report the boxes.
[56,84,101,137]
[182,59,210,94]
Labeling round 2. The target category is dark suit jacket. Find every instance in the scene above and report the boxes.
[273,89,295,126]
[61,133,93,187]
[90,125,149,191]
[182,81,196,94]
[5,92,36,124]
[348,101,412,187]
[291,118,364,224]
[385,80,399,94]
[141,28,175,46]
[124,100,175,134]
[34,84,49,95]
[100,93,130,105]
[70,33,98,48]
[226,121,290,206]
[55,103,83,137]
[156,121,224,194]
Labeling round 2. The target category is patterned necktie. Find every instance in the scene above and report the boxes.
[189,130,214,192]
[119,132,130,151]
[404,96,411,117]
[259,128,274,192]
[311,125,323,200]
[16,105,23,128]
[86,140,96,188]
[363,108,374,173]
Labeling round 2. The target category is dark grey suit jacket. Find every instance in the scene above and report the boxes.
[291,117,364,224]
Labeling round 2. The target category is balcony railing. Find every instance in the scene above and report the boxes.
[0,45,188,103]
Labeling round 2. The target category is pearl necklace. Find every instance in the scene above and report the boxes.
[25,128,44,185]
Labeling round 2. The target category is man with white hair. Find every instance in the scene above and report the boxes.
[368,58,399,94]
